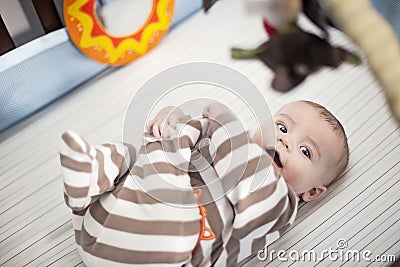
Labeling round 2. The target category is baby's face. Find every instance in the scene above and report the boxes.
[253,101,343,200]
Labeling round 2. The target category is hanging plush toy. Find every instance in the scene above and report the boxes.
[204,0,361,92]
[203,0,400,124]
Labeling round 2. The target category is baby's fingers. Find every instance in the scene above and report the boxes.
[152,123,162,139]
[146,119,156,132]
[153,119,172,139]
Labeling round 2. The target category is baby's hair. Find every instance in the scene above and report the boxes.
[300,100,349,186]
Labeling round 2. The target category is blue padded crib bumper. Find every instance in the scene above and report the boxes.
[0,0,202,132]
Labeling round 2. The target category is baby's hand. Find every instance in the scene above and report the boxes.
[202,103,231,119]
[146,106,185,138]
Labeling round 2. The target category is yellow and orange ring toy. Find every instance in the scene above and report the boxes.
[64,0,175,66]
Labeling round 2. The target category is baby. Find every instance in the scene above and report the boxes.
[60,100,348,266]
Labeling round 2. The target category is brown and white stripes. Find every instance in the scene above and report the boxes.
[60,113,298,266]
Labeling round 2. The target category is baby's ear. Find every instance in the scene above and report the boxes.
[301,186,327,202]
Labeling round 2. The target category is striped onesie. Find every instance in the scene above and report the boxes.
[60,113,298,266]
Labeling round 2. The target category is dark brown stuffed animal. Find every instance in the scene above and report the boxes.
[232,28,360,92]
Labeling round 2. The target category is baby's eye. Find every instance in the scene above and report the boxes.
[300,146,311,159]
[277,123,287,133]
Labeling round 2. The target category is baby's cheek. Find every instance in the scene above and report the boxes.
[282,166,306,193]
[281,169,297,186]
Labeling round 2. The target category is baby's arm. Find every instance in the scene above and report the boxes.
[204,106,296,264]
[205,109,273,199]
[60,131,136,210]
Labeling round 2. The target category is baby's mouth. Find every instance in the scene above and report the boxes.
[265,148,283,168]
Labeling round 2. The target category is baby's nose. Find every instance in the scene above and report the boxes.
[278,137,289,150]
